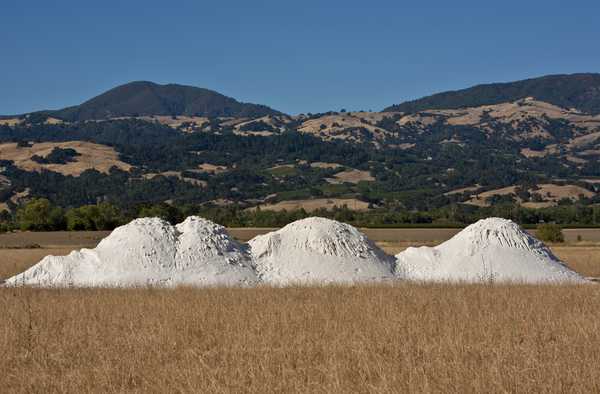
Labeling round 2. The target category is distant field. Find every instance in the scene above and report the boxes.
[248,198,370,212]
[1,228,600,280]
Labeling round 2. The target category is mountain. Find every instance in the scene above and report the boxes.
[384,73,600,114]
[1,74,600,220]
[44,81,282,121]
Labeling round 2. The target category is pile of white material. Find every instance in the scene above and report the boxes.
[395,218,587,284]
[5,217,258,287]
[249,217,395,284]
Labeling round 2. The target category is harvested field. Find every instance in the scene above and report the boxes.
[249,198,370,212]
[0,231,109,248]
[332,169,375,184]
[0,141,132,176]
[1,285,600,392]
[520,147,547,158]
[196,163,228,174]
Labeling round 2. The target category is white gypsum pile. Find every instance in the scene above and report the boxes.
[248,217,396,285]
[395,217,586,284]
[5,216,258,287]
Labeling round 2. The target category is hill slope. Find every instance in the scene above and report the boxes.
[385,73,600,114]
[47,81,282,120]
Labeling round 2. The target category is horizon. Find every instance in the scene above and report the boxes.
[3,72,600,117]
[2,0,600,115]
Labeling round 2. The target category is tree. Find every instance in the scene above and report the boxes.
[138,203,182,224]
[537,223,564,243]
[16,198,65,231]
[65,203,123,230]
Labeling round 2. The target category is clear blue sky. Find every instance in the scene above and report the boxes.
[2,0,600,115]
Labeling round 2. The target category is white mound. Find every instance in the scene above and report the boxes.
[6,217,258,287]
[248,217,395,284]
[395,218,586,284]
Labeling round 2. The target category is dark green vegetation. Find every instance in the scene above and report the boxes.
[2,198,600,232]
[537,223,565,243]
[1,74,600,229]
[1,118,596,213]
[17,81,281,121]
[385,73,600,114]
[31,147,80,164]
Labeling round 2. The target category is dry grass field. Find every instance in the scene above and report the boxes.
[331,169,375,184]
[249,198,371,212]
[1,285,599,392]
[465,183,595,208]
[0,141,132,176]
[1,229,600,392]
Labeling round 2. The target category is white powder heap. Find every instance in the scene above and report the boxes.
[248,217,396,285]
[395,217,587,284]
[6,217,258,287]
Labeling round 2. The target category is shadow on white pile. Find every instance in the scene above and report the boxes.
[395,217,587,284]
[5,217,258,287]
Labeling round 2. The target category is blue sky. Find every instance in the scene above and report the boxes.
[2,0,600,115]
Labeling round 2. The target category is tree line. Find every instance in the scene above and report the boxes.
[2,198,600,233]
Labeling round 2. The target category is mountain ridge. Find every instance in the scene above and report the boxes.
[384,73,600,114]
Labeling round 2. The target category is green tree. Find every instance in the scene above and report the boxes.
[138,203,181,224]
[537,223,564,243]
[16,198,65,231]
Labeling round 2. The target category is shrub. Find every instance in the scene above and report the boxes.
[537,223,564,243]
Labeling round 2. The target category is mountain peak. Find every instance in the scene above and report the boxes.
[50,81,282,121]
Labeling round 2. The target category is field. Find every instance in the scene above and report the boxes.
[465,183,596,208]
[1,285,599,392]
[248,198,371,213]
[0,141,132,176]
[1,229,600,392]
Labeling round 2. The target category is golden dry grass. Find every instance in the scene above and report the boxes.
[0,118,23,126]
[249,198,371,213]
[1,284,599,393]
[196,163,228,174]
[0,248,75,281]
[332,169,375,184]
[466,184,595,208]
[298,114,390,143]
[552,246,600,278]
[0,141,131,176]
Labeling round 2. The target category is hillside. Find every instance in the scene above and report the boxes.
[1,75,600,225]
[385,73,600,114]
[33,81,282,121]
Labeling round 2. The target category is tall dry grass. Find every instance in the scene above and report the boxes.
[2,284,600,393]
